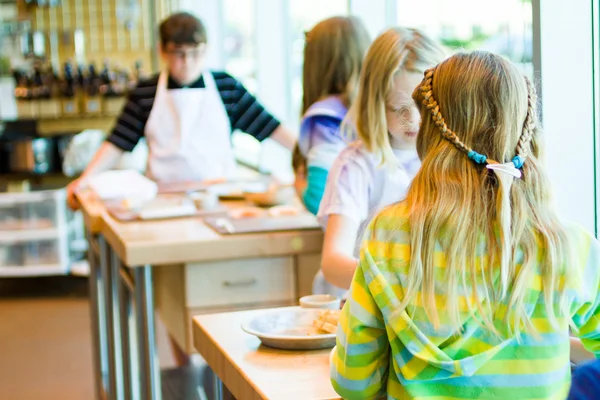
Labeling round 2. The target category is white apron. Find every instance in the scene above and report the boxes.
[144,71,236,183]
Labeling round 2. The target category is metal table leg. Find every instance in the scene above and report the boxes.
[100,236,124,400]
[118,264,133,400]
[109,249,127,400]
[213,373,224,400]
[134,265,161,400]
[86,231,107,399]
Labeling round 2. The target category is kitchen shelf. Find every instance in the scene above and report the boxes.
[5,115,119,136]
[0,172,77,180]
[0,264,68,277]
[38,115,118,136]
[0,228,60,242]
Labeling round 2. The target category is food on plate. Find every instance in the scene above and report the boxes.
[229,206,265,219]
[244,183,288,207]
[268,205,300,217]
[188,191,219,210]
[312,310,341,334]
[209,181,263,199]
[120,197,147,211]
[138,197,196,220]
[202,177,227,186]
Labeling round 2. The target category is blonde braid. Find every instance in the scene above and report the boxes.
[419,69,488,163]
[516,77,537,159]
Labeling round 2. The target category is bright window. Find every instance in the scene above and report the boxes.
[397,0,533,76]
[223,0,256,92]
[288,0,348,128]
[223,0,262,168]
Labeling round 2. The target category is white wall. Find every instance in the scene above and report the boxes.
[176,0,225,69]
[254,0,293,180]
[534,0,597,233]
[349,0,397,38]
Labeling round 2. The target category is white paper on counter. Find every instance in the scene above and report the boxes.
[86,170,158,204]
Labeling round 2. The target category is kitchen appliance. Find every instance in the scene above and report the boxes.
[5,136,56,173]
[0,119,59,174]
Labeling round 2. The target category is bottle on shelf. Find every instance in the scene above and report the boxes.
[99,60,116,96]
[61,61,79,116]
[13,69,37,119]
[128,60,143,91]
[75,63,88,114]
[99,60,126,116]
[45,60,61,99]
[112,65,128,96]
[36,58,60,118]
[83,63,102,115]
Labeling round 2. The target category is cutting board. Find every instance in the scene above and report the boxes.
[204,214,321,235]
[103,195,227,222]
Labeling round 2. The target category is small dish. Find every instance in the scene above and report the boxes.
[244,190,288,207]
[208,181,269,200]
[267,205,300,217]
[188,191,219,210]
[228,207,266,219]
[241,308,336,350]
[299,294,341,310]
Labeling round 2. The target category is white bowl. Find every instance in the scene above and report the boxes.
[299,294,341,310]
[188,191,219,210]
[241,308,336,350]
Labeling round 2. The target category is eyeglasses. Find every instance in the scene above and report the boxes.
[165,48,204,60]
[387,105,412,116]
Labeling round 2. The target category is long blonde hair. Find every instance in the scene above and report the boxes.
[302,16,370,115]
[345,27,444,164]
[407,51,573,337]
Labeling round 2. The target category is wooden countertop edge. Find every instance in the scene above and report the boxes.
[102,224,129,265]
[76,191,106,234]
[121,230,324,266]
[193,316,267,400]
[77,189,324,266]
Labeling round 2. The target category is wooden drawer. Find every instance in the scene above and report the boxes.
[185,257,295,308]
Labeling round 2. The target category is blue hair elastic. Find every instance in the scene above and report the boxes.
[512,155,525,169]
[467,150,487,164]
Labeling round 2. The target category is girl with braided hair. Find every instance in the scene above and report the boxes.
[315,27,445,297]
[331,51,600,399]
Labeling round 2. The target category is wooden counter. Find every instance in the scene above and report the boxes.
[78,189,324,353]
[193,308,340,400]
[77,190,106,235]
[100,211,323,266]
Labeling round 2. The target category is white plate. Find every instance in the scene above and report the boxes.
[208,181,268,198]
[241,308,336,350]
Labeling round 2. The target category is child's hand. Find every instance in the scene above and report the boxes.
[570,336,595,365]
[294,165,307,200]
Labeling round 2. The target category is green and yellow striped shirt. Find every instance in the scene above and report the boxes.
[331,203,600,400]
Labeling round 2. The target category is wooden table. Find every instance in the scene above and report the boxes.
[78,187,324,400]
[193,308,340,400]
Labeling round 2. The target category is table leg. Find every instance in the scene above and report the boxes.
[134,265,161,400]
[212,373,224,400]
[99,236,123,400]
[86,231,107,400]
[116,255,133,400]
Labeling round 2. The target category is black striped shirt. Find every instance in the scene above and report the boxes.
[106,71,281,152]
